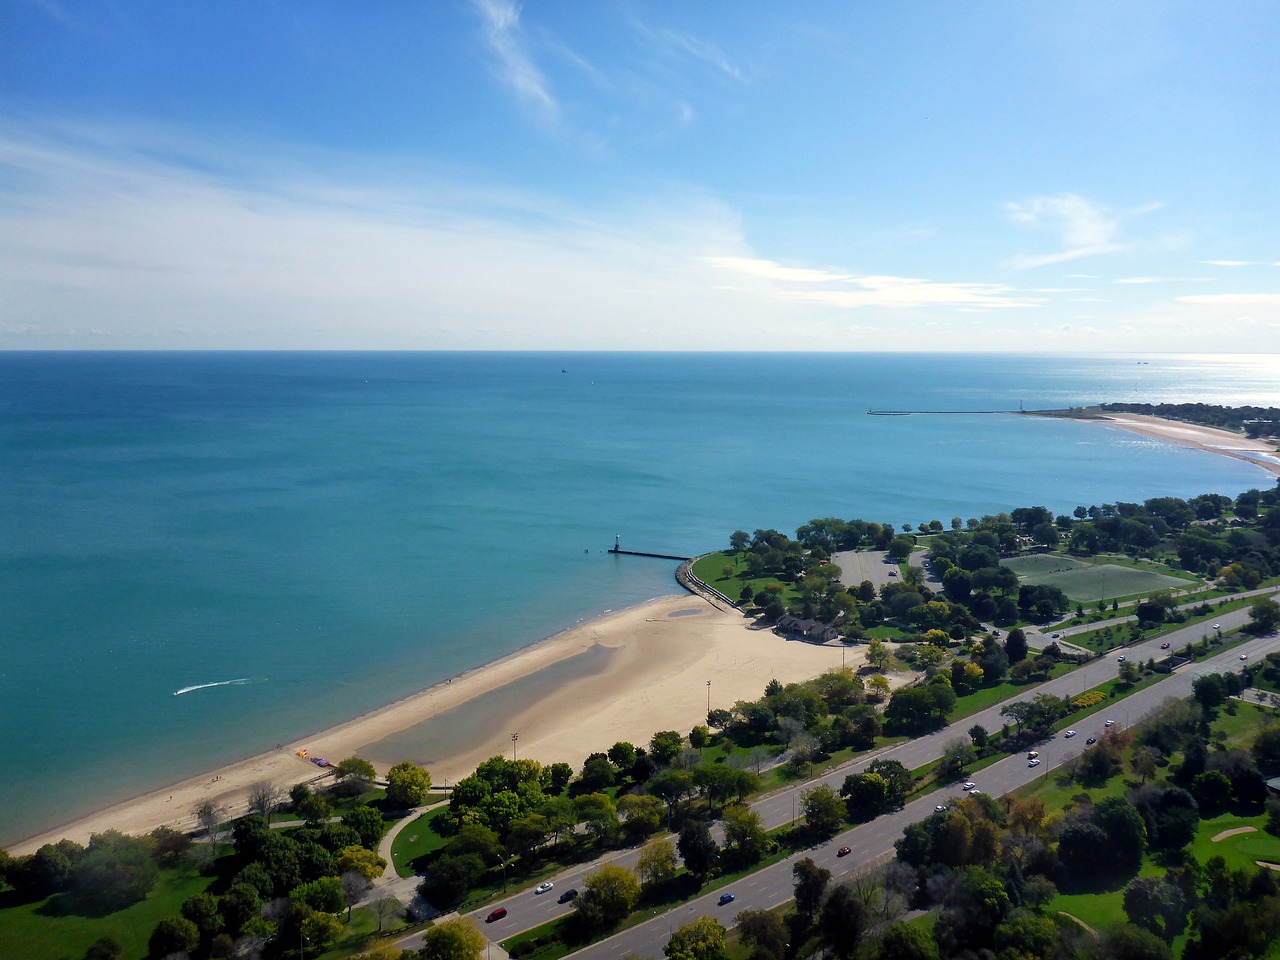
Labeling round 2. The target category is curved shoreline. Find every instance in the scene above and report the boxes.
[10,593,854,854]
[1034,410,1280,478]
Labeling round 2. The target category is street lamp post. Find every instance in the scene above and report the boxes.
[499,855,508,892]
[706,680,711,714]
[511,733,519,761]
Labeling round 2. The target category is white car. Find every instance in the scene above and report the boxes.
[968,788,982,795]
[962,781,976,790]
[1064,730,1077,738]
[1213,623,1221,630]
[535,882,554,895]
[1117,654,1126,662]
[1104,719,1116,727]
[1028,758,1041,767]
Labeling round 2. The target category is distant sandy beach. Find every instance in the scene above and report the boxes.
[1088,412,1280,478]
[12,595,858,854]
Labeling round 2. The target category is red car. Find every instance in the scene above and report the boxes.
[486,908,507,923]
[1160,642,1171,649]
[837,846,851,857]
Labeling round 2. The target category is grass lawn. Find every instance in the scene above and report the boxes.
[1003,554,1193,603]
[949,662,1075,721]
[390,805,453,878]
[0,860,216,960]
[691,552,801,612]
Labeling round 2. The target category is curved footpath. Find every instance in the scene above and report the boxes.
[394,594,1278,959]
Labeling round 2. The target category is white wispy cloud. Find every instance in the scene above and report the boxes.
[1113,276,1210,284]
[1004,194,1123,270]
[632,21,745,83]
[471,0,559,123]
[1202,259,1255,267]
[706,256,1038,310]
[1176,293,1280,305]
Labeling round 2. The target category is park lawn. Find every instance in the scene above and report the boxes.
[391,805,453,877]
[1048,888,1129,935]
[0,860,216,960]
[1208,700,1270,745]
[691,552,801,612]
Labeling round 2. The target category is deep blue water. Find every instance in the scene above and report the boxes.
[1,351,1277,844]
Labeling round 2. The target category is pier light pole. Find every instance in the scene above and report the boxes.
[706,680,711,713]
[511,733,519,761]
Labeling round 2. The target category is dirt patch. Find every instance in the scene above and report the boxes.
[1212,826,1258,842]
[1257,861,1280,872]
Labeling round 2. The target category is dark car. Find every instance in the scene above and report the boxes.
[486,907,507,923]
[837,846,851,857]
[558,888,578,903]
[1086,736,1097,745]
[719,893,735,905]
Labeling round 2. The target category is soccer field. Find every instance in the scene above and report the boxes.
[1003,555,1190,601]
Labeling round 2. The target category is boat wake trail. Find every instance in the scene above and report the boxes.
[172,678,253,697]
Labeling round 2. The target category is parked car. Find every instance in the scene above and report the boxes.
[719,893,736,905]
[837,846,851,857]
[558,888,578,903]
[486,908,508,923]
[535,882,554,894]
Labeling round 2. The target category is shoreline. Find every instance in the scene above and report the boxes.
[10,594,857,854]
[12,410,1272,854]
[1072,411,1280,478]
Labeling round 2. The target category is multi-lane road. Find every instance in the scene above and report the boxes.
[398,593,1278,958]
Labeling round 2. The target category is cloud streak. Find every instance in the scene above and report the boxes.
[706,256,1039,310]
[471,0,559,123]
[1004,193,1123,270]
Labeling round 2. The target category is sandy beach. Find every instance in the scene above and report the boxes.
[12,595,858,854]
[1087,412,1280,478]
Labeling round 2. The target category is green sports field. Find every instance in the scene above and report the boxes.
[1002,555,1189,602]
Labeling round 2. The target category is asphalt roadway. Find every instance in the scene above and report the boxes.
[400,592,1278,958]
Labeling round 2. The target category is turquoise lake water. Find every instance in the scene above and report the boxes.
[1,351,1278,844]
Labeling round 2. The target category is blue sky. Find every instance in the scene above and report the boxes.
[1,1,1277,351]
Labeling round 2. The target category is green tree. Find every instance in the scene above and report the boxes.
[665,916,728,960]
[677,821,720,883]
[71,831,158,914]
[617,794,664,842]
[877,922,939,960]
[179,891,224,946]
[607,741,638,769]
[342,804,386,849]
[1250,596,1280,633]
[649,730,685,766]
[820,882,869,958]
[296,791,333,826]
[575,863,641,930]
[148,917,199,958]
[301,911,344,952]
[386,760,432,807]
[689,724,711,750]
[1004,628,1029,663]
[334,756,377,786]
[419,915,488,960]
[722,804,770,865]
[792,857,830,926]
[636,837,678,887]
[336,844,385,881]
[735,908,787,960]
[800,783,845,836]
[1123,876,1186,940]
[1096,924,1174,960]
[292,876,344,914]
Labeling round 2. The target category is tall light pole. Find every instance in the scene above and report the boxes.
[511,733,519,761]
[706,680,711,714]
